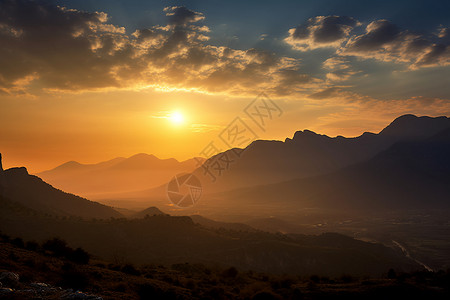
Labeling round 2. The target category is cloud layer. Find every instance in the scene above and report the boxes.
[285,16,359,51]
[0,1,315,96]
[286,16,450,70]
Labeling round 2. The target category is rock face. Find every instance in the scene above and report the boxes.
[0,153,4,196]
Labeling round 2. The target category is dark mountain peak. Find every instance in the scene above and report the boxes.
[2,166,122,219]
[0,153,3,172]
[293,129,320,139]
[5,167,29,176]
[286,129,331,143]
[379,114,450,139]
[248,139,283,148]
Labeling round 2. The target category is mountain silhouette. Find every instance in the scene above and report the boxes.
[38,154,204,199]
[208,126,450,214]
[0,156,122,219]
[190,114,450,193]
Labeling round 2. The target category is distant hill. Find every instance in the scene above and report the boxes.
[37,154,204,199]
[0,159,122,219]
[0,195,421,276]
[132,206,167,218]
[192,114,450,193]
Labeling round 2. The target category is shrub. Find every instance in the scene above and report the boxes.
[25,241,39,251]
[137,283,165,299]
[222,267,238,278]
[42,237,70,257]
[387,268,397,279]
[122,263,140,275]
[68,247,90,264]
[11,237,24,248]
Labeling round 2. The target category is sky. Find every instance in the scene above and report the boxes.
[1,0,450,172]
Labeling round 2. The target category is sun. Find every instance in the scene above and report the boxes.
[169,111,185,125]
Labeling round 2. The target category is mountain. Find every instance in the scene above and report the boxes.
[0,155,122,219]
[37,154,204,199]
[206,126,450,216]
[192,114,450,193]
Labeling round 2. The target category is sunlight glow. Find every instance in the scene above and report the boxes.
[169,111,185,125]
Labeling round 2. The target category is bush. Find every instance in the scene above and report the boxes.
[222,267,238,278]
[387,268,397,279]
[137,283,165,299]
[42,237,70,257]
[68,247,90,264]
[11,237,24,248]
[122,263,141,276]
[25,241,39,251]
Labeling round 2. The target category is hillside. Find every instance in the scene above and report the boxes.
[0,163,122,219]
[1,236,448,300]
[0,195,420,276]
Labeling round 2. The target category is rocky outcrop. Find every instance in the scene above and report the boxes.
[0,271,102,299]
[0,153,4,196]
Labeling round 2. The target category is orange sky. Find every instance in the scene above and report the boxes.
[3,87,449,173]
[1,2,449,173]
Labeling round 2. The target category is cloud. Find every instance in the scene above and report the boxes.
[308,87,342,99]
[286,16,450,70]
[0,0,315,98]
[189,123,223,133]
[285,16,359,51]
[340,20,450,69]
[322,57,358,82]
[164,6,205,27]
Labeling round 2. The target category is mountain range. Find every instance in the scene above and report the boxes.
[99,114,450,217]
[192,114,450,193]
[1,113,449,276]
[37,154,203,199]
[204,126,450,218]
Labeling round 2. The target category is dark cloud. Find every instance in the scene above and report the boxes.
[342,20,450,68]
[0,1,313,97]
[313,16,359,43]
[164,6,205,27]
[346,20,400,51]
[286,16,359,50]
[286,16,450,70]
